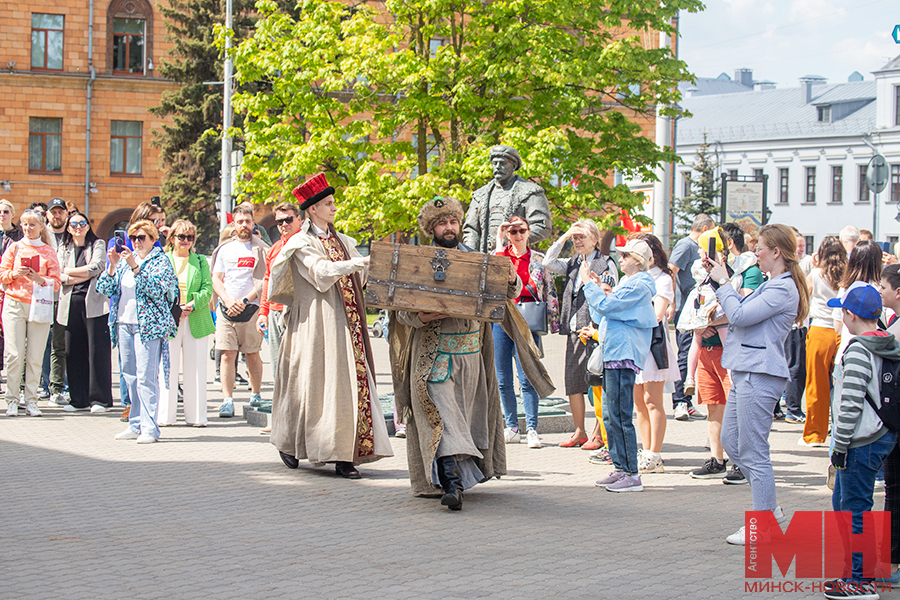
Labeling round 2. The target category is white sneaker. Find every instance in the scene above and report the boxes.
[796,436,827,448]
[136,434,157,444]
[63,404,78,412]
[727,506,787,545]
[90,405,107,414]
[526,429,541,448]
[639,454,665,474]
[47,394,69,408]
[115,428,140,440]
[6,401,17,417]
[25,401,42,417]
[503,427,521,444]
[674,404,690,421]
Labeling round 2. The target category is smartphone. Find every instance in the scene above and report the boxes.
[707,236,717,262]
[114,229,126,252]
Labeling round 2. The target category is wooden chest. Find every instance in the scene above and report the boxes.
[364,241,510,322]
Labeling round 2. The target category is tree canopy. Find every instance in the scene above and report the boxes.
[227,0,703,237]
[673,134,719,237]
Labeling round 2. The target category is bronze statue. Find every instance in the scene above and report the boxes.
[462,145,553,253]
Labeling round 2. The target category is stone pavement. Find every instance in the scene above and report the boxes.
[0,332,862,600]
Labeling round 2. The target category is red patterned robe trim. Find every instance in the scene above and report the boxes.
[321,235,375,457]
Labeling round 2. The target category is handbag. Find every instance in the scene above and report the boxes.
[516,283,549,335]
[649,320,669,370]
[220,301,259,323]
[584,333,604,387]
[29,281,54,324]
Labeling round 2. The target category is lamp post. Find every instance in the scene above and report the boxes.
[219,0,233,233]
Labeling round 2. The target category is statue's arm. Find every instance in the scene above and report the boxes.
[524,189,553,244]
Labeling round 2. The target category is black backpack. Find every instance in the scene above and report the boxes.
[851,339,900,431]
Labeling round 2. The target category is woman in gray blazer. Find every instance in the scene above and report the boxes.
[704,224,810,546]
[56,212,111,412]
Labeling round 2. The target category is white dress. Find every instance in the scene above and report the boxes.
[636,266,680,386]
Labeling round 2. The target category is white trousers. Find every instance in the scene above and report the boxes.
[158,319,209,425]
[3,299,50,405]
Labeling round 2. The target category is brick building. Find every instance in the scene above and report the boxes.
[0,0,178,238]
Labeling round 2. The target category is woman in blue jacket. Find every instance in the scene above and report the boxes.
[581,239,658,493]
[703,224,810,545]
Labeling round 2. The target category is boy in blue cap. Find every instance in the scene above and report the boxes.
[825,281,900,599]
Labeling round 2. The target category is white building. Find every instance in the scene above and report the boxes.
[676,55,900,251]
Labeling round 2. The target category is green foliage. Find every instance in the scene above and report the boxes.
[673,134,719,237]
[150,0,258,252]
[227,0,703,238]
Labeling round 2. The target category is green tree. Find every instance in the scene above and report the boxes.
[150,0,256,251]
[673,134,719,236]
[226,0,703,237]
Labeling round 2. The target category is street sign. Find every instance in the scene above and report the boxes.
[894,24,900,44]
[867,154,889,194]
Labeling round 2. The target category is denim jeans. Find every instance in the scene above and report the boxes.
[832,431,898,582]
[118,323,163,440]
[602,367,638,474]
[492,323,540,432]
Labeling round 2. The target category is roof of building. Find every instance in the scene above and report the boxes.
[678,77,751,97]
[678,80,876,145]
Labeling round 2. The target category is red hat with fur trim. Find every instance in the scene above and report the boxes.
[292,173,335,211]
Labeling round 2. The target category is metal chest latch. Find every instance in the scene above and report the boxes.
[430,249,450,282]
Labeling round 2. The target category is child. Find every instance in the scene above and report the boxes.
[878,265,900,586]
[827,281,900,598]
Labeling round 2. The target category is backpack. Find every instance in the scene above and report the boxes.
[849,338,900,431]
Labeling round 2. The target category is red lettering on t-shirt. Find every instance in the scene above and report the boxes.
[236,257,255,269]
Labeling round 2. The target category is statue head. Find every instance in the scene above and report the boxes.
[490,145,521,186]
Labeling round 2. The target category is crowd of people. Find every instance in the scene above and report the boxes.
[4,145,900,597]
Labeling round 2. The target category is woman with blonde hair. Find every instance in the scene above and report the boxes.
[544,219,617,448]
[97,220,178,443]
[703,223,810,545]
[1,209,61,416]
[159,219,215,426]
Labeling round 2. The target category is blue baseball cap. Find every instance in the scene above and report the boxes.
[827,281,882,320]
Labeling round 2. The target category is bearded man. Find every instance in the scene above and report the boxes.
[389,197,554,510]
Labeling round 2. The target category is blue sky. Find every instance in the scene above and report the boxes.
[679,0,900,87]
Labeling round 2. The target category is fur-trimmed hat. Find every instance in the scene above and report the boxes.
[490,145,521,171]
[292,173,335,211]
[417,196,464,238]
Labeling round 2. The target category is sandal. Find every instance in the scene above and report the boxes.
[559,434,589,448]
[581,436,604,451]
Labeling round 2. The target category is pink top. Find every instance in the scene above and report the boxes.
[0,240,61,304]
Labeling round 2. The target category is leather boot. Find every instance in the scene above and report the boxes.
[437,456,463,511]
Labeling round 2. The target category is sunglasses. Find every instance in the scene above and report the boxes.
[275,216,295,226]
[508,228,528,236]
[128,234,148,243]
[69,220,88,229]
[175,234,195,242]
[0,210,10,215]
[153,218,165,225]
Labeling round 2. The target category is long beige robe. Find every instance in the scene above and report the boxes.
[268,220,392,466]
[390,279,555,496]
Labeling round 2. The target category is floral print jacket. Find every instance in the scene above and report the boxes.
[96,245,178,346]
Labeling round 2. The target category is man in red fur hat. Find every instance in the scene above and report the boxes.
[266,174,392,479]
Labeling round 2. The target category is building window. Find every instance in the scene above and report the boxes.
[805,236,815,254]
[778,168,789,204]
[29,117,62,173]
[805,167,816,204]
[859,165,870,203]
[31,14,64,70]
[817,105,831,123]
[112,18,145,74]
[891,165,900,204]
[831,166,842,203]
[752,168,764,180]
[682,172,692,198]
[110,121,142,174]
[727,169,737,179]
[896,86,900,127]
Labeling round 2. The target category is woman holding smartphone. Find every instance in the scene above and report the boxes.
[1,209,61,417]
[703,224,810,545]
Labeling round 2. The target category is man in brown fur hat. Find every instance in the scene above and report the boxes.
[389,197,554,511]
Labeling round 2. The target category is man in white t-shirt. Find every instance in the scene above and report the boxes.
[211,204,269,418]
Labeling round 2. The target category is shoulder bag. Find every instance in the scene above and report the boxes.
[649,320,669,370]
[516,282,549,335]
